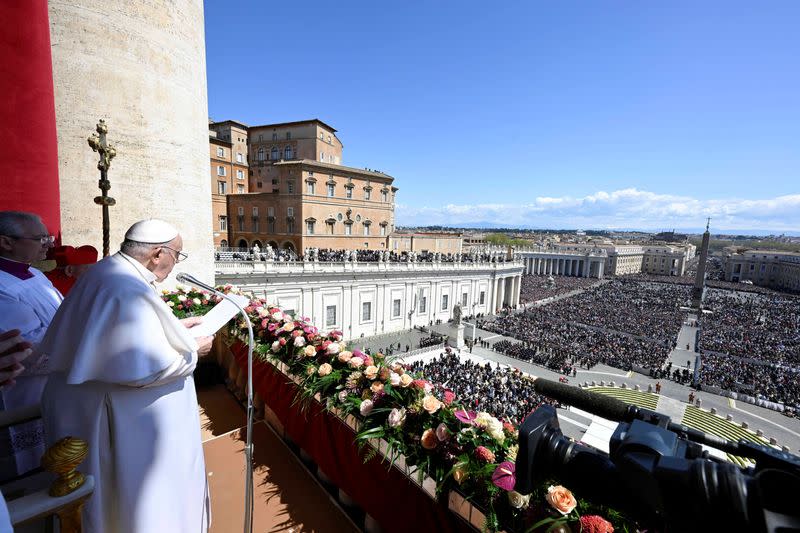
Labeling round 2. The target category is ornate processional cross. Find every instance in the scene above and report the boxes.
[88,120,117,257]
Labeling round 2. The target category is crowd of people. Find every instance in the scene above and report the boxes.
[529,279,690,343]
[481,312,672,372]
[698,352,800,407]
[698,289,800,366]
[216,246,510,264]
[518,275,599,305]
[410,351,554,423]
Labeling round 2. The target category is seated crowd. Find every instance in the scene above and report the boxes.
[698,352,800,408]
[519,274,599,304]
[410,351,554,423]
[698,289,800,366]
[481,312,671,372]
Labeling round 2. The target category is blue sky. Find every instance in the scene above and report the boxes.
[204,1,800,233]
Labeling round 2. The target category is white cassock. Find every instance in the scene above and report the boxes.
[0,267,62,477]
[39,253,210,533]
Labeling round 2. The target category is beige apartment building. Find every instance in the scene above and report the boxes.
[724,250,800,292]
[209,120,249,247]
[223,119,396,252]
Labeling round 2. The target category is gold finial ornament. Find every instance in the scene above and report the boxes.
[41,436,89,497]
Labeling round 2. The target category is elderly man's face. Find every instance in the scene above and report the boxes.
[0,217,54,264]
[150,235,184,282]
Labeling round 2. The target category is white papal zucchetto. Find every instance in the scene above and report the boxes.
[124,219,179,243]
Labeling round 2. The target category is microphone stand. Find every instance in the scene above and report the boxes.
[177,273,254,533]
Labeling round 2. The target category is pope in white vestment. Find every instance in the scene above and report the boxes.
[39,220,212,533]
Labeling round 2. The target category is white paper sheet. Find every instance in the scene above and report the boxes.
[189,294,250,338]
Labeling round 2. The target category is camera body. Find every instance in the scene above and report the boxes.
[516,402,800,532]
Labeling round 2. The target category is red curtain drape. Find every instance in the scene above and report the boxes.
[0,0,61,237]
[231,344,472,533]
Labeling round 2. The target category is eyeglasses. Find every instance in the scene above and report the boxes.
[10,235,55,245]
[161,246,188,263]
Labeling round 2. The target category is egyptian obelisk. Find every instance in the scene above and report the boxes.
[691,219,711,309]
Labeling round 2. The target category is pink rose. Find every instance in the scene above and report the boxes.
[360,399,374,416]
[294,336,306,347]
[327,342,341,355]
[318,363,332,377]
[278,337,287,346]
[338,351,353,363]
[348,356,364,369]
[435,423,451,442]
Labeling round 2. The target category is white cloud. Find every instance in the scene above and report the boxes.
[396,189,800,232]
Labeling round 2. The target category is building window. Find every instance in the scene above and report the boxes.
[286,132,291,140]
[287,207,294,217]
[346,187,353,199]
[441,294,449,311]
[362,302,372,322]
[271,147,278,160]
[284,146,293,159]
[252,217,259,232]
[268,219,275,233]
[287,219,295,233]
[479,291,485,305]
[217,181,227,194]
[320,151,324,161]
[306,220,315,234]
[380,225,386,236]
[365,189,371,200]
[307,181,315,194]
[392,299,401,318]
[288,179,295,194]
[257,148,264,161]
[217,147,224,157]
[238,215,245,231]
[381,190,388,202]
[236,152,243,163]
[217,166,226,176]
[237,169,244,179]
[462,293,468,307]
[327,184,335,197]
[327,135,331,143]
[364,225,370,236]
[325,305,336,327]
[252,207,259,216]
[344,223,352,236]
[419,294,427,314]
[237,184,244,193]
[219,215,228,231]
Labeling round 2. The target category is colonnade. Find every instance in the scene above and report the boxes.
[490,274,521,311]
[519,255,605,279]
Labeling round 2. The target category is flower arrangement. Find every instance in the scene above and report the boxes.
[160,284,227,318]
[166,287,634,532]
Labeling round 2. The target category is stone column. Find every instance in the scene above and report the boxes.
[49,0,212,286]
[498,277,506,308]
[515,274,522,306]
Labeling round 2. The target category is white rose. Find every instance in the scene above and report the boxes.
[507,491,531,509]
[167,301,175,307]
[193,298,202,305]
[294,336,306,347]
[388,407,406,428]
[390,373,401,386]
[360,399,374,416]
[177,295,187,302]
[327,342,341,355]
[271,341,281,353]
[272,311,283,321]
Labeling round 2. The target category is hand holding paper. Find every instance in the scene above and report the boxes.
[188,294,250,338]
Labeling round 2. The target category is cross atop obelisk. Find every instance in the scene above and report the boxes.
[88,120,117,257]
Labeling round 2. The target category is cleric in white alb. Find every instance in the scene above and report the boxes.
[0,211,61,478]
[39,219,214,533]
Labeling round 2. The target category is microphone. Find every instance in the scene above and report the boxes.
[533,378,633,422]
[533,378,745,455]
[176,272,217,294]
[176,270,255,533]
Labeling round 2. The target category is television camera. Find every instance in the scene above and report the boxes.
[515,379,800,532]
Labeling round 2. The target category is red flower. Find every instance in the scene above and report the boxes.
[474,446,495,463]
[491,461,515,491]
[443,390,456,405]
[579,515,614,533]
[278,338,286,346]
[503,421,515,433]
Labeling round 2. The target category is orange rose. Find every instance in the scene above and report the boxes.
[399,374,413,388]
[370,381,384,394]
[546,485,577,515]
[421,428,438,450]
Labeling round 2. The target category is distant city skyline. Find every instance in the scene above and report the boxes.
[205,1,800,234]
